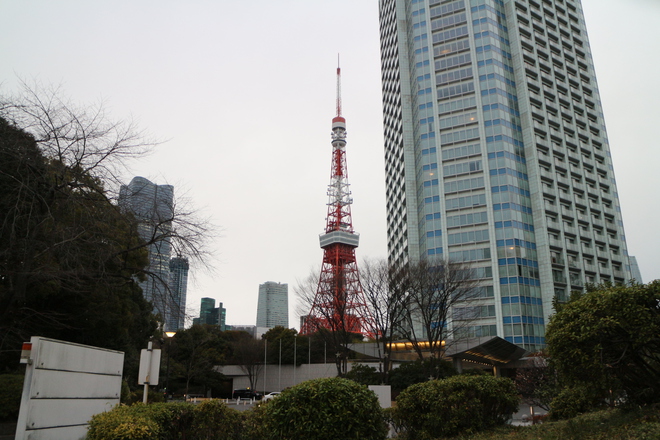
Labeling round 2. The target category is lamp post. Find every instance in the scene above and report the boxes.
[164,331,176,400]
[293,334,297,385]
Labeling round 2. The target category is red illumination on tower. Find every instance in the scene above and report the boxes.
[301,65,373,338]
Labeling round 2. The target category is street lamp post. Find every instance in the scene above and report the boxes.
[164,331,176,400]
[293,334,297,385]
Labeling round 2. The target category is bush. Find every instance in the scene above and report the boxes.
[259,377,388,440]
[392,374,519,439]
[87,406,160,440]
[389,358,456,392]
[549,384,602,420]
[345,363,381,385]
[0,374,24,421]
[191,399,242,440]
[86,401,242,440]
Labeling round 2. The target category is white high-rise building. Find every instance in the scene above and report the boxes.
[378,0,631,351]
[256,282,289,329]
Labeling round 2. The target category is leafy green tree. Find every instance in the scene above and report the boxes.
[388,358,456,393]
[168,325,227,396]
[546,281,660,406]
[344,363,381,386]
[0,115,158,371]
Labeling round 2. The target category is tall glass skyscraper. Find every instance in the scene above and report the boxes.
[256,282,289,329]
[119,176,176,330]
[378,0,630,351]
[167,256,189,331]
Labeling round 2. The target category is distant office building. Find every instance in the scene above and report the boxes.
[167,256,189,331]
[256,282,289,329]
[119,176,175,330]
[629,256,643,284]
[193,297,226,331]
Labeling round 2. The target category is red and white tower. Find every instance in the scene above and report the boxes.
[301,65,372,338]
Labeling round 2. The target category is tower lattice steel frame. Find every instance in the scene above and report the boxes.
[301,66,373,338]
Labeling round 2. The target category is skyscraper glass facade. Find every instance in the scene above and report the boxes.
[167,256,189,331]
[119,176,176,330]
[378,0,630,351]
[256,282,289,329]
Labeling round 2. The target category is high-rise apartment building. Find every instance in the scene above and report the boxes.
[119,176,175,330]
[167,256,189,331]
[256,282,289,329]
[378,0,630,350]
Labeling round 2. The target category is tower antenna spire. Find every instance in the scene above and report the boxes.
[336,54,342,118]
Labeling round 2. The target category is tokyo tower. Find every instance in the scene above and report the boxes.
[301,65,373,339]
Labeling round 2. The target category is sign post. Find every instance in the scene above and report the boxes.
[138,341,161,403]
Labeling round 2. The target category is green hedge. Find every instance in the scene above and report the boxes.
[258,377,388,440]
[392,374,519,439]
[87,401,241,440]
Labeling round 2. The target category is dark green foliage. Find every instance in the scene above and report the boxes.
[87,405,161,440]
[345,363,381,385]
[392,374,519,439]
[0,374,24,421]
[190,399,242,440]
[168,325,228,396]
[259,377,388,440]
[549,384,603,420]
[427,407,660,440]
[86,401,242,440]
[0,115,157,370]
[388,358,456,392]
[546,281,660,407]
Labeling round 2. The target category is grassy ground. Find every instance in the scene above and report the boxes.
[454,406,660,440]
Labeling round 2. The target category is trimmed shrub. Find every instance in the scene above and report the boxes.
[87,405,160,440]
[87,401,243,440]
[241,402,269,440]
[191,399,242,440]
[393,374,519,439]
[259,377,388,440]
[549,384,602,420]
[0,374,24,421]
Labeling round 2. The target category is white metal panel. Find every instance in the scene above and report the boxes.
[16,337,124,440]
[29,369,121,399]
[25,424,88,440]
[138,348,161,385]
[26,398,118,430]
[34,338,123,375]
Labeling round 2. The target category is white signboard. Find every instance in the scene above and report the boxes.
[138,346,161,385]
[15,337,124,440]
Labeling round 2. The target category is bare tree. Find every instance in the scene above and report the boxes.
[0,82,215,363]
[396,258,480,372]
[230,335,264,392]
[359,257,409,383]
[295,268,363,376]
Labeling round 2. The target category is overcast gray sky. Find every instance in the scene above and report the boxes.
[1,0,658,328]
